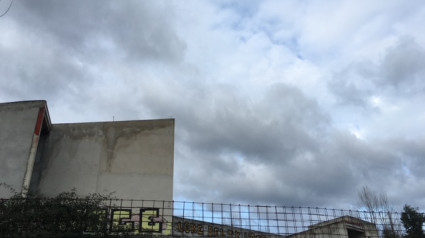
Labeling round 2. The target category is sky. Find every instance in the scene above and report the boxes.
[1,0,425,210]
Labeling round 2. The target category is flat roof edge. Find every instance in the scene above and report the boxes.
[52,118,175,126]
[0,100,52,132]
[0,101,172,130]
[0,100,47,107]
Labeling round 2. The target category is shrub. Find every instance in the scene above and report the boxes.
[0,187,112,237]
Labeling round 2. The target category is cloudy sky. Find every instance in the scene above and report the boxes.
[1,0,425,210]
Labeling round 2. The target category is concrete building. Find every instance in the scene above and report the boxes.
[288,216,379,238]
[172,216,284,238]
[0,100,174,201]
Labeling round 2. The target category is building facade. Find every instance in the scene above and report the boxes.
[0,100,174,201]
[289,216,379,238]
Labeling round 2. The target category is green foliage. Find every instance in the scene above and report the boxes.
[0,187,113,237]
[401,205,425,238]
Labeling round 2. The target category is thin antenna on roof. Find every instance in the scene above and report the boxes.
[113,116,115,122]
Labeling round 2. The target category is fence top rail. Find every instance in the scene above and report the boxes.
[0,197,412,214]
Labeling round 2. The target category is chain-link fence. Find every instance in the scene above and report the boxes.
[0,198,408,237]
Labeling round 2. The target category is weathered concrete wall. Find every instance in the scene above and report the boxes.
[0,100,174,201]
[288,216,379,238]
[0,101,47,197]
[37,119,174,200]
[172,217,283,238]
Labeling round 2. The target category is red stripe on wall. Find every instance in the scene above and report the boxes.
[34,107,45,136]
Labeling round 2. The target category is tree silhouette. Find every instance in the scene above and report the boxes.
[401,205,425,238]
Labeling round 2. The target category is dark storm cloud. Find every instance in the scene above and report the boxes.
[147,81,374,207]
[385,137,425,177]
[167,78,412,207]
[139,80,354,206]
[14,0,185,61]
[143,82,328,163]
[0,0,185,103]
[176,133,360,207]
[329,37,425,107]
[380,38,425,94]
[376,137,425,206]
[201,130,404,207]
